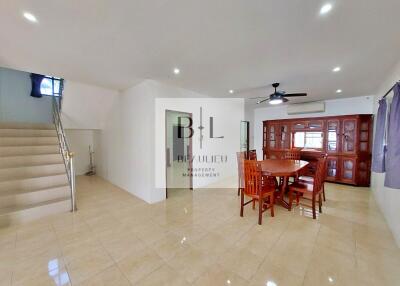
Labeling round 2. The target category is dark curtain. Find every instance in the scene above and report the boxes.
[371,99,387,173]
[30,73,44,98]
[384,83,400,188]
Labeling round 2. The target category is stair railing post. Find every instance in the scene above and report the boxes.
[69,152,77,212]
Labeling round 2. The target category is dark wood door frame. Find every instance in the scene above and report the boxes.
[165,110,193,198]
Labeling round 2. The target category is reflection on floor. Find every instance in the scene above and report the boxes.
[166,161,191,189]
[0,176,399,286]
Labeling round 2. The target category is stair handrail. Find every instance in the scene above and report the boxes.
[51,96,77,212]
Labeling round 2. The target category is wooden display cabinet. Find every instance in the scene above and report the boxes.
[263,114,373,186]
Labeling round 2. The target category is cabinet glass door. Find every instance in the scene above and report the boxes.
[327,120,339,153]
[341,158,356,182]
[326,157,338,180]
[269,124,278,150]
[280,124,290,149]
[342,119,357,154]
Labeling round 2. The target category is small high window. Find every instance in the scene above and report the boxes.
[30,74,64,98]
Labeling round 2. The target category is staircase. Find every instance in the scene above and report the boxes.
[0,122,71,227]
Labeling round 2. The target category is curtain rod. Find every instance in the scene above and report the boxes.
[382,81,400,99]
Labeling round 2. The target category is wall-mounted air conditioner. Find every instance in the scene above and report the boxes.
[287,101,325,115]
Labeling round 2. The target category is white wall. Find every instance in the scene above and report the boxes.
[371,61,400,247]
[96,80,243,203]
[252,96,374,159]
[65,129,97,176]
[0,67,53,123]
[155,97,244,194]
[61,80,119,129]
[95,80,157,203]
[60,80,119,179]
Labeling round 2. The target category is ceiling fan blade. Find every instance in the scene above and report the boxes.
[248,97,268,99]
[257,98,270,104]
[283,93,307,97]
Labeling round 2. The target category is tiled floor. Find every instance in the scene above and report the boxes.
[1,176,399,286]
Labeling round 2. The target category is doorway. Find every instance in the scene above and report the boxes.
[165,110,193,198]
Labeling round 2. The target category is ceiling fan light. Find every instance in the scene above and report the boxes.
[269,98,283,105]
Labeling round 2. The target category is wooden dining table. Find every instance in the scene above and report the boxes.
[260,159,309,210]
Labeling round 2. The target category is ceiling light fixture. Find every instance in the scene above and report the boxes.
[269,98,283,105]
[229,89,234,94]
[173,68,180,75]
[23,12,38,23]
[332,66,341,72]
[320,3,333,15]
[336,89,342,93]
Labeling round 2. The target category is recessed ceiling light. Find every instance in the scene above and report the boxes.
[332,66,341,72]
[229,89,234,94]
[320,3,333,15]
[23,12,38,23]
[336,89,342,93]
[173,68,180,75]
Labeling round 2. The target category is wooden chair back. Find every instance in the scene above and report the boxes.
[243,160,263,197]
[284,149,301,160]
[312,156,327,195]
[248,150,257,160]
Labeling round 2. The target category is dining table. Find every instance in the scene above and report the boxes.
[260,159,309,210]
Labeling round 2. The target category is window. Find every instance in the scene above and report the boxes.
[294,131,323,149]
[40,76,63,96]
[30,73,64,98]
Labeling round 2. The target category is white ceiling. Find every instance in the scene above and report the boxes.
[1,0,400,103]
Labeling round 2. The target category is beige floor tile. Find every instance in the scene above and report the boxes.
[167,245,216,283]
[12,253,66,286]
[76,265,130,286]
[149,232,191,261]
[249,257,304,286]
[267,236,314,278]
[66,247,113,285]
[193,264,248,286]
[135,264,188,286]
[117,247,164,285]
[0,270,12,286]
[194,232,234,256]
[0,177,398,286]
[218,246,265,281]
[13,267,71,286]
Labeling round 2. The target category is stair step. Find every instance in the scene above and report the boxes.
[0,129,57,137]
[0,174,68,193]
[0,145,59,157]
[0,185,70,209]
[0,137,59,146]
[0,198,71,227]
[0,164,66,182]
[0,154,63,169]
[0,122,54,130]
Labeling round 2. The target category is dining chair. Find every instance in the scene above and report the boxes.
[297,154,327,201]
[241,160,275,225]
[284,149,301,160]
[236,150,258,196]
[281,149,301,184]
[288,156,327,219]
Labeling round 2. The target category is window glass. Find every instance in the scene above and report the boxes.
[305,132,323,148]
[294,131,323,149]
[294,132,305,148]
[40,77,62,96]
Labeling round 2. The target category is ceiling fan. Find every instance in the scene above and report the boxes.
[253,83,307,105]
